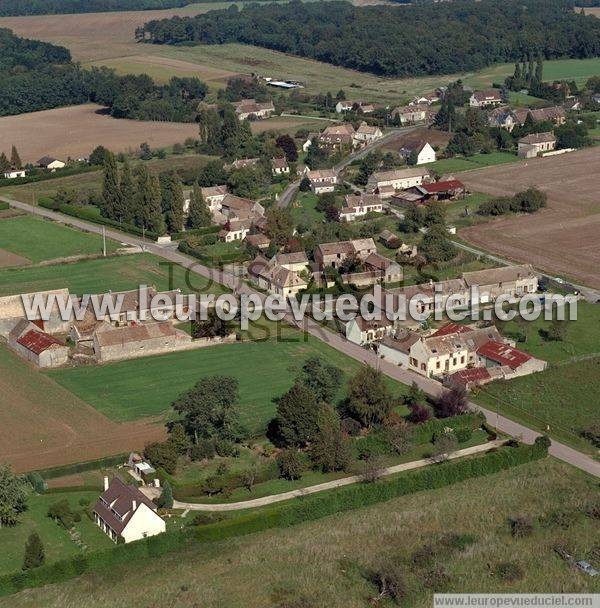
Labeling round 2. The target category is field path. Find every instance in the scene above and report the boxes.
[172,440,507,511]
[1,195,599,479]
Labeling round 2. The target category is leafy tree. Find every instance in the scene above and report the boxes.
[191,307,234,338]
[0,463,27,527]
[407,402,433,424]
[165,172,185,233]
[407,149,419,166]
[0,152,10,172]
[275,134,298,162]
[296,356,343,404]
[424,201,446,227]
[156,481,173,509]
[47,499,75,529]
[310,405,351,473]
[265,207,294,247]
[270,383,322,447]
[167,423,191,455]
[88,145,107,166]
[22,532,45,570]
[10,145,22,169]
[118,157,136,223]
[420,224,456,263]
[435,385,468,418]
[431,432,459,462]
[345,366,395,427]
[143,441,179,475]
[171,375,244,444]
[299,176,311,192]
[187,181,211,228]
[277,449,304,480]
[400,203,425,233]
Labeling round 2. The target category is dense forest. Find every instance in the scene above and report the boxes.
[0,28,207,119]
[141,0,600,77]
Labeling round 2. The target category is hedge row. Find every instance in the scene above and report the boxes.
[195,441,548,543]
[0,201,9,211]
[34,453,128,480]
[38,199,160,241]
[410,412,485,445]
[0,530,192,597]
[171,225,220,240]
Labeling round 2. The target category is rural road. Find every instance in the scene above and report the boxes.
[277,127,414,209]
[172,440,507,511]
[2,196,599,479]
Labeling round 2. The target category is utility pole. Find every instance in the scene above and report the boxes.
[102,226,107,257]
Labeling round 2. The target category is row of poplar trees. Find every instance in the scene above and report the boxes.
[0,145,22,171]
[100,151,212,235]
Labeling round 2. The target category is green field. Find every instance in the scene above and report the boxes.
[0,214,118,263]
[4,458,597,608]
[425,151,519,174]
[290,191,324,227]
[49,323,408,433]
[0,490,113,577]
[0,252,224,296]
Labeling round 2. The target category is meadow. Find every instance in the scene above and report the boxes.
[425,151,520,175]
[0,214,118,264]
[2,458,597,607]
[0,252,224,296]
[48,323,409,434]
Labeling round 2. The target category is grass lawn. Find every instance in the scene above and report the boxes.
[0,490,113,577]
[507,91,547,107]
[447,192,495,228]
[48,322,409,433]
[0,214,118,263]
[290,191,324,227]
[425,151,519,174]
[0,252,225,296]
[5,458,597,608]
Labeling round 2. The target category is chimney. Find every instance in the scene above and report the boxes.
[132,500,137,512]
[103,476,109,491]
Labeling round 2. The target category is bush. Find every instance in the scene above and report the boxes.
[454,428,472,444]
[277,449,304,481]
[509,515,534,538]
[47,500,75,530]
[495,561,524,582]
[190,440,216,461]
[144,441,179,475]
[25,472,46,494]
[580,422,600,448]
[214,439,239,458]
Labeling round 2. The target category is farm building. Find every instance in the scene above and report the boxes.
[306,169,338,194]
[3,168,26,179]
[353,122,383,147]
[199,185,229,211]
[345,315,394,346]
[469,89,502,108]
[314,238,377,270]
[8,319,69,368]
[391,105,429,125]
[367,167,432,197]
[248,255,308,297]
[317,124,355,149]
[232,99,275,120]
[93,477,165,544]
[218,220,251,242]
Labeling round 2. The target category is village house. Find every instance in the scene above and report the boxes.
[512,106,566,126]
[317,124,355,150]
[200,185,229,211]
[271,157,290,176]
[517,132,557,158]
[469,89,502,108]
[487,107,518,131]
[353,122,383,147]
[362,252,403,283]
[2,168,26,179]
[339,194,383,222]
[392,104,429,125]
[218,220,251,242]
[367,167,432,197]
[314,238,377,270]
[306,169,338,194]
[345,316,394,346]
[393,179,466,206]
[92,321,196,363]
[219,194,265,222]
[476,339,548,377]
[563,98,582,112]
[232,98,275,120]
[409,92,440,106]
[37,156,66,171]
[8,320,70,368]
[245,233,271,251]
[462,265,538,303]
[335,100,374,114]
[0,288,71,338]
[93,477,165,544]
[273,251,309,273]
[398,141,436,165]
[248,256,308,297]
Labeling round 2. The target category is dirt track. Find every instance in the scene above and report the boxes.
[459,147,600,289]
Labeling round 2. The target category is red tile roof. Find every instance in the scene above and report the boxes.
[477,340,532,369]
[450,367,491,386]
[432,323,472,337]
[17,330,62,355]
[421,180,465,194]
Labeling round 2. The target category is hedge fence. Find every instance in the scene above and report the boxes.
[38,198,160,241]
[33,453,128,481]
[0,439,548,597]
[177,239,249,266]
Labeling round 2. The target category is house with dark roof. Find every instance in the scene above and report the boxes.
[469,89,502,108]
[93,477,165,544]
[36,156,66,171]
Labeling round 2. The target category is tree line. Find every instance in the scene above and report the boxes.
[0,28,207,119]
[140,0,600,77]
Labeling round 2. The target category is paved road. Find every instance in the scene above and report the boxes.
[277,128,414,209]
[172,440,507,511]
[2,195,599,479]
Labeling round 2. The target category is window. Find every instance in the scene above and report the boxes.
[461,356,465,364]
[436,361,440,369]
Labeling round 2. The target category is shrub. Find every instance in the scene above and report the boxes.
[214,439,239,458]
[509,516,534,538]
[455,427,472,444]
[25,472,46,494]
[580,422,600,448]
[371,561,407,604]
[144,441,179,475]
[355,433,393,460]
[190,440,216,461]
[277,449,304,481]
[407,402,433,424]
[495,561,524,582]
[340,417,362,437]
[47,500,75,529]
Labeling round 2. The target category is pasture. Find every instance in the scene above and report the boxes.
[459,146,600,289]
[2,458,598,607]
[424,151,519,174]
[0,252,224,296]
[0,214,118,264]
[0,343,165,473]
[48,324,408,434]
[0,104,200,164]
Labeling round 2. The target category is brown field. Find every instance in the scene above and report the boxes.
[0,344,166,473]
[0,248,30,268]
[580,6,600,17]
[0,104,199,163]
[459,147,600,289]
[382,126,453,152]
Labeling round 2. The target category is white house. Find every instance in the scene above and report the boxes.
[200,185,229,211]
[218,220,251,242]
[345,316,394,345]
[517,132,557,158]
[469,89,502,108]
[93,477,165,544]
[399,141,436,165]
[306,169,338,194]
[271,157,290,175]
[3,168,26,179]
[367,167,431,196]
[37,156,66,171]
[339,194,383,221]
[353,122,383,147]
